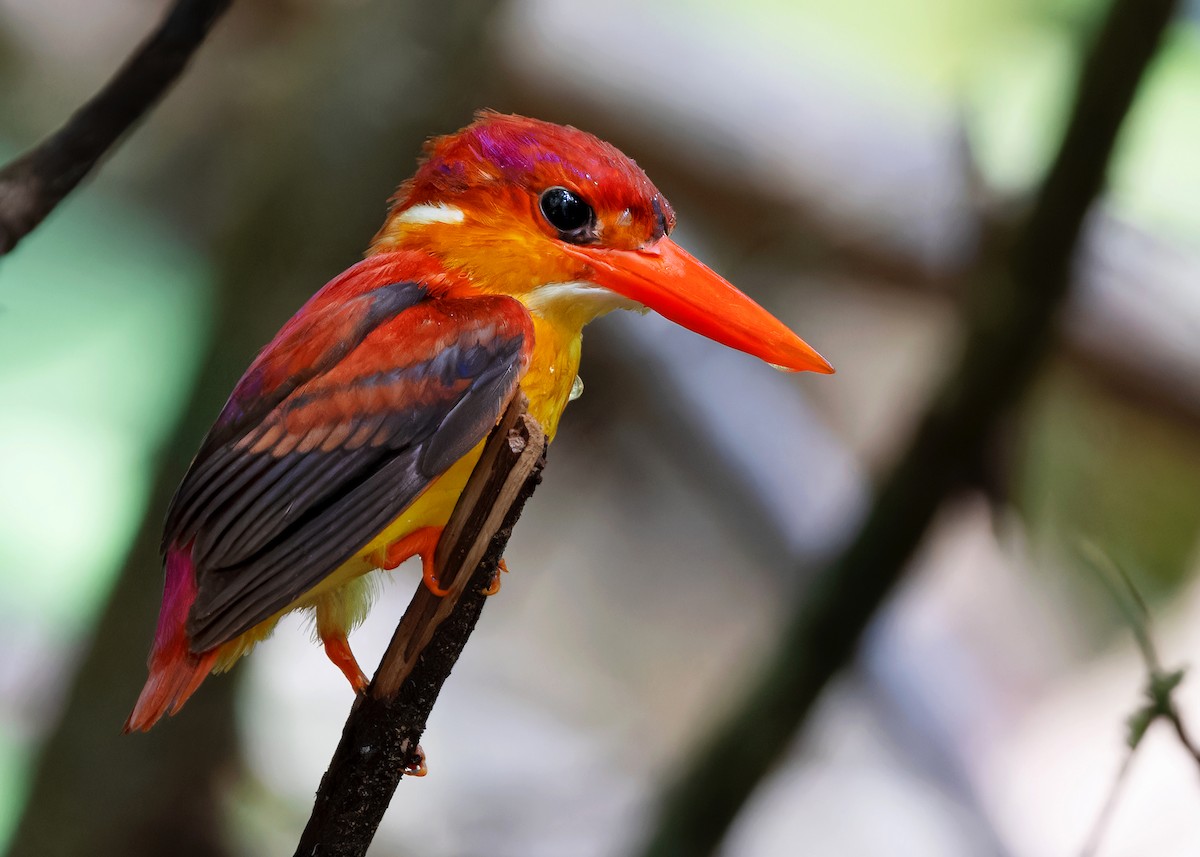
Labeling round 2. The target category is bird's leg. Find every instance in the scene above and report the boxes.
[481,558,509,596]
[369,526,448,596]
[315,594,370,692]
[321,630,369,693]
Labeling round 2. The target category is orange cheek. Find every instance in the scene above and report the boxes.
[437,227,581,294]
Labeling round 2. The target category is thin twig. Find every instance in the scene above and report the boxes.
[1079,743,1139,857]
[1167,713,1200,769]
[0,0,230,255]
[1081,543,1200,766]
[635,1,1180,854]
[295,395,547,857]
[1080,542,1159,670]
[1077,545,1200,856]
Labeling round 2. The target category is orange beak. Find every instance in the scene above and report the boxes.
[562,238,833,374]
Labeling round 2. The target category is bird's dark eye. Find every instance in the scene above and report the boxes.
[539,186,595,242]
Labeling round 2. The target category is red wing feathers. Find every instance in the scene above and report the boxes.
[198,254,438,453]
[161,258,532,651]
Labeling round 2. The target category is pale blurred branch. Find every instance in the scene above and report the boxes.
[0,0,229,255]
[635,0,1180,853]
[295,397,547,857]
[1078,544,1199,857]
[1078,743,1137,857]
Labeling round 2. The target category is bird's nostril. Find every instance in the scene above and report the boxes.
[651,196,670,240]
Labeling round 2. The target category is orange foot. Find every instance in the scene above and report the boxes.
[370,526,448,596]
[404,743,428,778]
[482,557,510,596]
[322,630,368,693]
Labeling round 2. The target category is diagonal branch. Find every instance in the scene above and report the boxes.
[635,0,1181,854]
[0,0,230,255]
[295,395,548,857]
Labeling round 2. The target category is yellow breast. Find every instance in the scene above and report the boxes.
[352,309,583,567]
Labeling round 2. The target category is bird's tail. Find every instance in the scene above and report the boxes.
[124,545,217,733]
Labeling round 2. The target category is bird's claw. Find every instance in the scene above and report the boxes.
[404,743,428,778]
[481,558,509,596]
[422,561,452,597]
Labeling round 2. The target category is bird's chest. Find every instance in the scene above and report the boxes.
[519,314,583,441]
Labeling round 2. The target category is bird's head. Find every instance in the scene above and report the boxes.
[371,111,832,374]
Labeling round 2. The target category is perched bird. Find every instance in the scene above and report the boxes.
[125,111,832,732]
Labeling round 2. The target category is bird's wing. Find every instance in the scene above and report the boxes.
[164,276,532,650]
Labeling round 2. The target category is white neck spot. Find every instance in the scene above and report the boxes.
[394,203,465,225]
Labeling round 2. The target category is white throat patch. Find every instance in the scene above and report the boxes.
[523,281,645,318]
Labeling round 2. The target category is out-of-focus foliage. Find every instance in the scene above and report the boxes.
[1020,365,1200,603]
[663,0,1200,235]
[0,164,210,626]
[0,148,210,843]
[975,24,1200,237]
[669,0,1093,89]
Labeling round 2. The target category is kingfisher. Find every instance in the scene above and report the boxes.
[125,112,832,732]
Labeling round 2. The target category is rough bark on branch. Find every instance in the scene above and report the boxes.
[0,0,230,255]
[635,0,1181,854]
[295,395,547,857]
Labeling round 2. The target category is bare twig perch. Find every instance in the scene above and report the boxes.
[0,0,230,255]
[295,396,547,857]
[636,0,1181,854]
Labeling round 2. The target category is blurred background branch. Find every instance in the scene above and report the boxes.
[3,3,502,855]
[0,1,233,855]
[0,0,229,255]
[635,0,1181,853]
